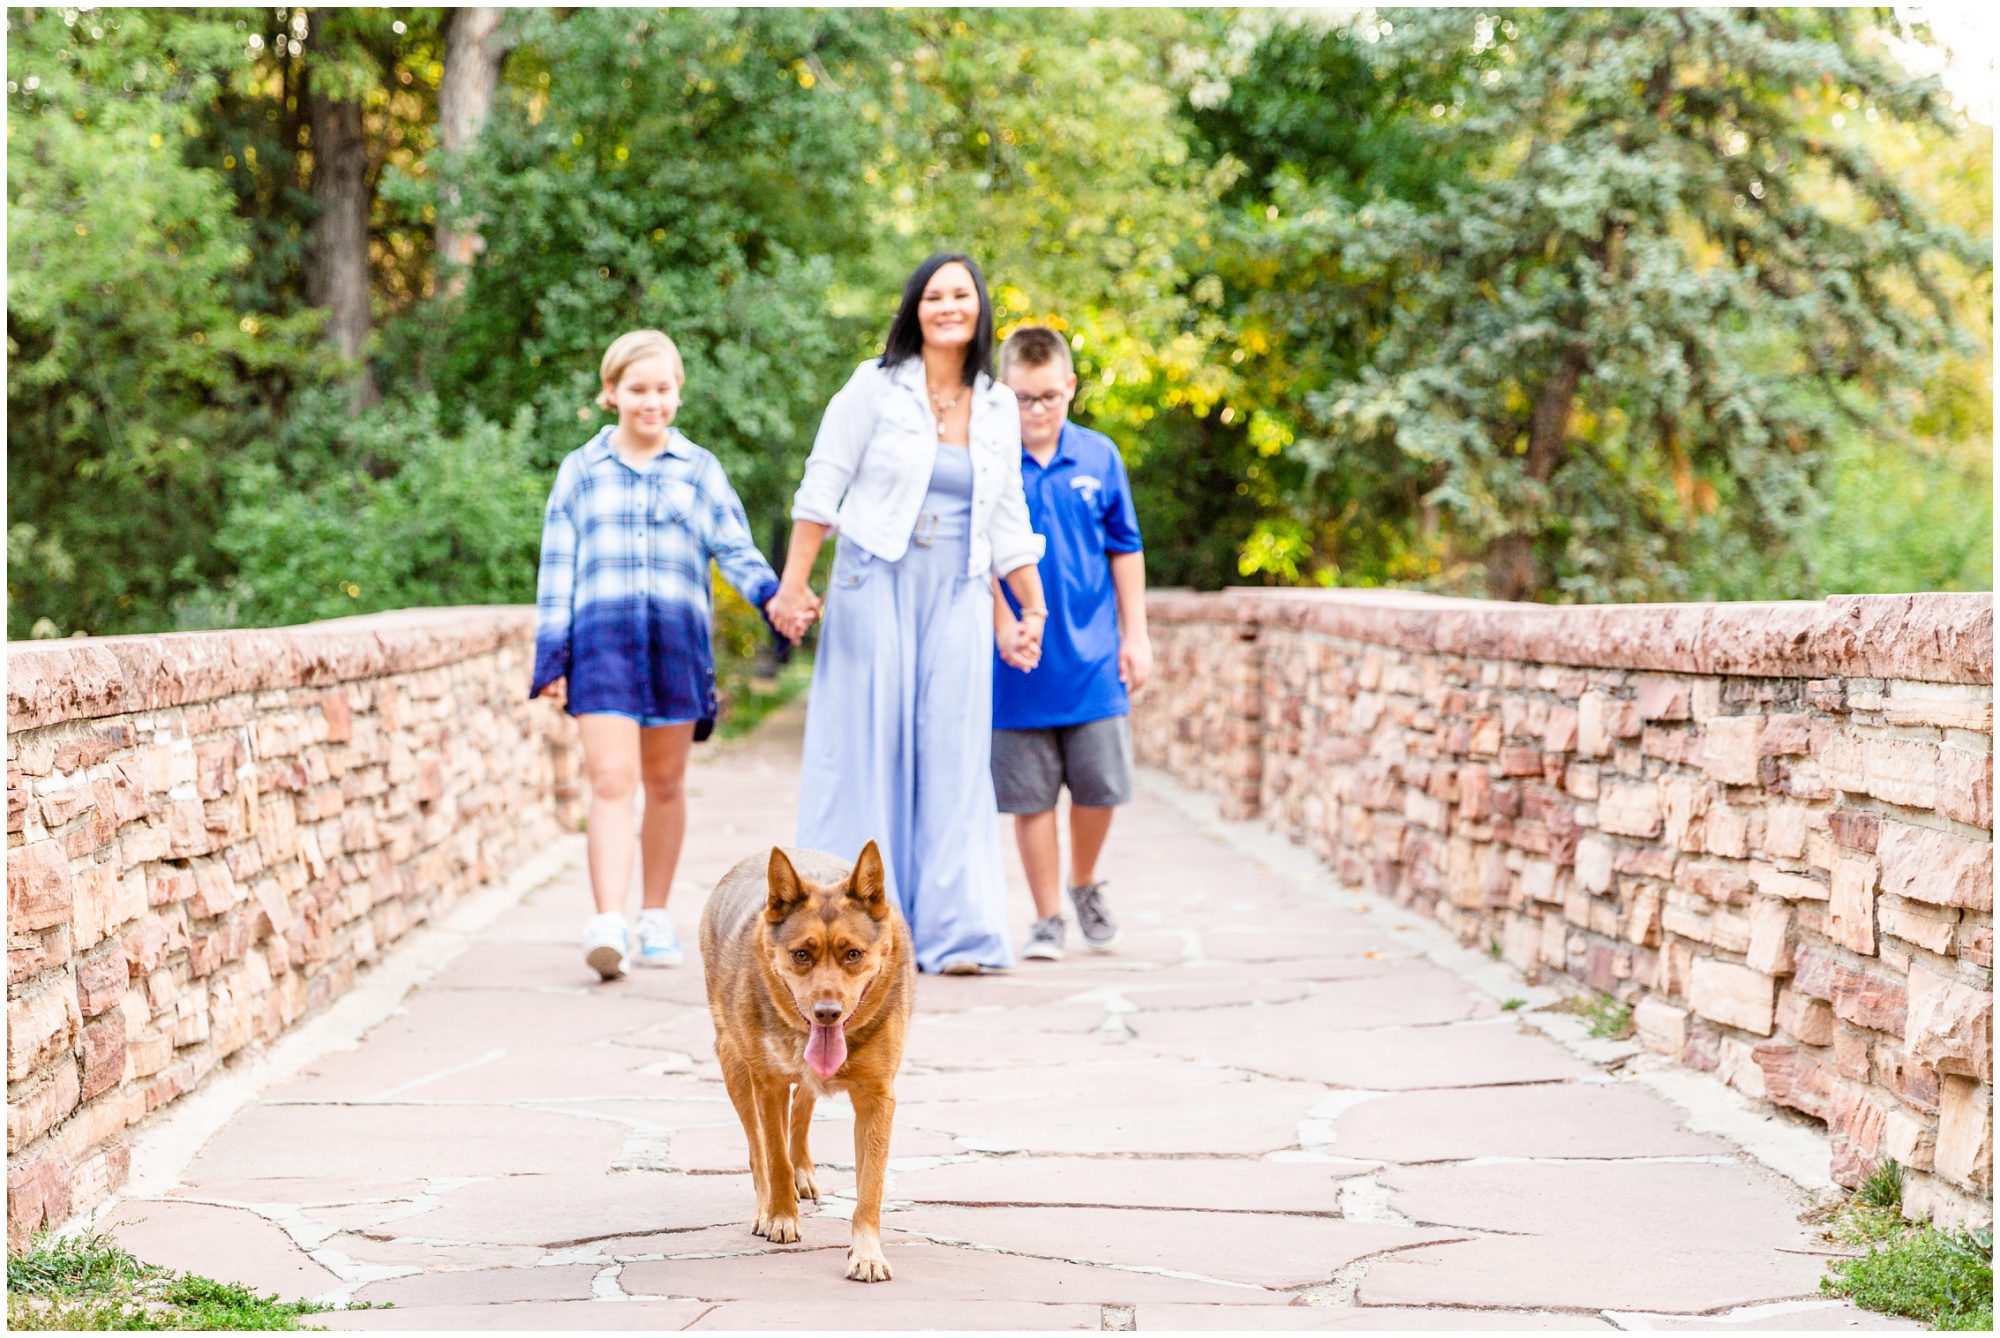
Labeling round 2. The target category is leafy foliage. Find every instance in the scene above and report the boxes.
[1208,9,1988,601]
[1814,1159,1994,1331]
[405,7,903,536]
[6,9,323,638]
[1822,1219,1994,1331]
[5,7,1990,642]
[202,392,545,627]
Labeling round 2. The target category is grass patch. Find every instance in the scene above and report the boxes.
[8,1231,355,1331]
[1545,991,1634,1040]
[717,655,813,742]
[1858,1158,1907,1211]
[1500,997,1527,1011]
[1815,1161,1995,1331]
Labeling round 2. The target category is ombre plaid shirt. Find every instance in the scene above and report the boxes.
[530,427,779,723]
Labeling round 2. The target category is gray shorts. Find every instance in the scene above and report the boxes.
[991,715,1134,814]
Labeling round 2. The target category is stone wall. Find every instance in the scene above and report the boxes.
[1136,589,1994,1225]
[6,608,581,1246]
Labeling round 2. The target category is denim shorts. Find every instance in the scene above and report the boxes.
[579,710,698,730]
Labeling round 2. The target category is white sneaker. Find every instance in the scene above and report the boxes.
[1021,915,1067,962]
[633,908,685,968]
[584,912,629,980]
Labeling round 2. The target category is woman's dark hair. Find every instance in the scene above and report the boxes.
[879,251,993,386]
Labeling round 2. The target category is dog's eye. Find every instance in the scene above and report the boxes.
[844,948,863,963]
[792,949,812,964]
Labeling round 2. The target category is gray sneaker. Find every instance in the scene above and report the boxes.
[1068,882,1120,951]
[1021,915,1067,962]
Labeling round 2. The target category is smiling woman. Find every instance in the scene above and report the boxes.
[772,252,1048,975]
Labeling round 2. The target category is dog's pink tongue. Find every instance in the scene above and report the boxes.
[806,1022,847,1077]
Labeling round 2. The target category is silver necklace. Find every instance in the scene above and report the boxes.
[928,381,965,420]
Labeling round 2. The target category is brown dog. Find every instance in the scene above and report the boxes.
[699,842,913,1282]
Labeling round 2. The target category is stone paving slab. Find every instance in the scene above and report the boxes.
[180,1102,628,1183]
[368,1170,755,1247]
[318,1299,714,1330]
[1130,1014,1601,1089]
[1604,1300,1934,1330]
[1326,1083,1735,1163]
[85,702,1916,1330]
[889,1155,1365,1212]
[885,1204,1459,1290]
[620,1238,1283,1306]
[1360,1162,1835,1312]
[314,1232,547,1274]
[683,1298,1105,1329]
[358,1262,601,1307]
[1135,1305,1619,1330]
[92,1200,344,1298]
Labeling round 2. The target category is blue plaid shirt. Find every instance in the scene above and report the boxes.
[530,427,780,723]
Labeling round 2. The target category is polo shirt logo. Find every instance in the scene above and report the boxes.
[1070,475,1103,502]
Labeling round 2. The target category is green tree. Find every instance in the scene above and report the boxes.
[9,7,1989,637]
[1188,12,1489,588]
[1786,59,1993,596]
[874,8,1264,588]
[400,7,906,542]
[205,392,545,626]
[6,8,319,638]
[197,6,444,397]
[1214,8,1988,601]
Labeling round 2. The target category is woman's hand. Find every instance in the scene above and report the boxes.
[537,677,567,708]
[996,619,1030,671]
[999,618,1042,672]
[766,583,822,644]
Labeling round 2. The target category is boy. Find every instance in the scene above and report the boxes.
[991,325,1152,960]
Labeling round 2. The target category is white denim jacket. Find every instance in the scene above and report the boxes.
[791,357,1046,579]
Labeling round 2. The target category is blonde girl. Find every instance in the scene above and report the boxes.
[532,330,808,977]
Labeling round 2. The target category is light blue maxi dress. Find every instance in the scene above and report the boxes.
[796,441,1014,972]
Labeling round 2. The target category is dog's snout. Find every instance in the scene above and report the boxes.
[812,999,844,1024]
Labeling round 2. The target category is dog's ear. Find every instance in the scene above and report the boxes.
[766,847,809,919]
[848,840,889,918]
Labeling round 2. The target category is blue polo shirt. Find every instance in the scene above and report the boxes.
[994,420,1143,731]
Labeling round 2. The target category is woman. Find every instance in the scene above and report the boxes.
[767,253,1048,974]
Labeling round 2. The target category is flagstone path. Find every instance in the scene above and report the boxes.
[89,702,1916,1330]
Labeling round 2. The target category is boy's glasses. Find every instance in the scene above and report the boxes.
[1014,391,1067,412]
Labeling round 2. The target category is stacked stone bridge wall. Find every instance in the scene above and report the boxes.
[6,609,581,1246]
[1136,588,1994,1225]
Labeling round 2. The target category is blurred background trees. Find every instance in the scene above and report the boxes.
[8,5,1991,642]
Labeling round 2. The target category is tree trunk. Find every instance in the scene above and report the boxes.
[435,7,510,286]
[307,82,376,408]
[1485,343,1587,602]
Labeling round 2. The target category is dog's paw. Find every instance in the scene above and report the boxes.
[846,1245,892,1283]
[764,1212,802,1245]
[751,1210,771,1239]
[793,1164,821,1202]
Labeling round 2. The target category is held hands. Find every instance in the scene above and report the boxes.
[765,582,822,645]
[536,676,567,708]
[996,610,1044,673]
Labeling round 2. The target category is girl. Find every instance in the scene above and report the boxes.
[533,329,809,979]
[767,253,1048,974]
